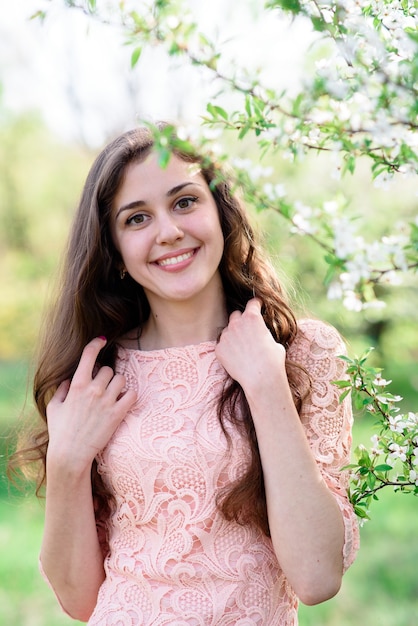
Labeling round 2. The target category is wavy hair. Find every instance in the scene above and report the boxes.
[12,125,307,538]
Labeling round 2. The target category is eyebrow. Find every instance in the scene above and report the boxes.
[115,182,203,219]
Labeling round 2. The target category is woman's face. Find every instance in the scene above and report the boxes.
[111,151,225,311]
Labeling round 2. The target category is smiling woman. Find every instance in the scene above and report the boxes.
[12,123,359,625]
[110,153,225,336]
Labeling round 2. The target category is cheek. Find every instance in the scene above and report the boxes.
[199,218,224,253]
[203,208,224,242]
[117,232,143,257]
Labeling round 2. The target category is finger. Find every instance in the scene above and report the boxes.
[105,373,129,399]
[72,337,107,385]
[228,310,242,322]
[92,365,115,387]
[245,298,262,314]
[49,379,71,405]
[116,387,137,413]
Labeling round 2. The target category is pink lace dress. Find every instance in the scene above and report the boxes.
[85,319,359,625]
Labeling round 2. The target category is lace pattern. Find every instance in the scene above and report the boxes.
[81,319,359,625]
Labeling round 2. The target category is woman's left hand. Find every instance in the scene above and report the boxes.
[215,298,286,392]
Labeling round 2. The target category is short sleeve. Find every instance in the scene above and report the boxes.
[287,318,360,572]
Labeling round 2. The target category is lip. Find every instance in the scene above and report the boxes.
[152,247,199,270]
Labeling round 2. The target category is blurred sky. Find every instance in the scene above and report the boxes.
[0,0,315,147]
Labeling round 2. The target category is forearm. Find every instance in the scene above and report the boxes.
[39,338,137,619]
[41,457,105,621]
[246,381,345,605]
[216,303,351,603]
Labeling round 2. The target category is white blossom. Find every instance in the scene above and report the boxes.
[405,412,418,427]
[323,201,338,215]
[263,183,286,200]
[373,375,392,386]
[332,216,360,258]
[343,290,363,312]
[377,394,403,404]
[387,415,406,434]
[362,299,386,310]
[379,271,402,286]
[327,282,343,300]
[373,172,395,190]
[409,470,418,486]
[388,443,408,463]
[370,434,381,456]
[291,202,318,235]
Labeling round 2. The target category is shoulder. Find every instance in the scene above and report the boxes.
[296,318,346,350]
[288,318,347,365]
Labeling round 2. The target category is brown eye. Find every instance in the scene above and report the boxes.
[176,196,198,210]
[127,213,147,225]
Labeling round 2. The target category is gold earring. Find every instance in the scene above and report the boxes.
[120,268,127,280]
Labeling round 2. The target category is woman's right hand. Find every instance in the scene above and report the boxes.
[46,337,137,471]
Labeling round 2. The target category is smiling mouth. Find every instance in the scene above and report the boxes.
[156,250,195,267]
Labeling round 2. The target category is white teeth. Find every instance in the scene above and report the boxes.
[158,251,194,266]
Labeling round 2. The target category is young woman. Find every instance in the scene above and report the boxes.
[22,125,359,624]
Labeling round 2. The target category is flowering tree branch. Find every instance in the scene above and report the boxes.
[52,0,418,310]
[335,349,418,519]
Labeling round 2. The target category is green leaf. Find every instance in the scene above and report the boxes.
[291,94,304,117]
[131,47,142,68]
[374,464,393,472]
[354,504,370,519]
[338,355,353,364]
[339,388,352,403]
[30,10,46,21]
[343,153,356,175]
[266,0,302,14]
[333,380,352,388]
[157,148,171,169]
[245,95,252,118]
[405,27,418,44]
[206,103,228,121]
[323,263,336,286]
[359,347,375,364]
[311,16,326,32]
[238,126,250,140]
[367,472,376,489]
[252,97,266,117]
[87,0,96,12]
[352,390,366,411]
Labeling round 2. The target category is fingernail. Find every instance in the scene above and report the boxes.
[98,335,107,341]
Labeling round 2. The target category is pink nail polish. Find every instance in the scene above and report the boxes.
[98,335,107,341]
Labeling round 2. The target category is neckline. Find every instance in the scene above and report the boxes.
[118,339,217,356]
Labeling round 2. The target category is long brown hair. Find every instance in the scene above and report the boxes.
[12,124,306,537]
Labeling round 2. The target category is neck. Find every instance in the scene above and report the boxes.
[140,292,228,351]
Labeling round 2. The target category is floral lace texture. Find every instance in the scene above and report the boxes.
[86,319,359,625]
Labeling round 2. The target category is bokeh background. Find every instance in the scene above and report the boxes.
[1,2,417,624]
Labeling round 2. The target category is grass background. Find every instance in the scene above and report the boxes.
[1,361,417,626]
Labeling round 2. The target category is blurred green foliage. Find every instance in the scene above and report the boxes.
[0,109,93,359]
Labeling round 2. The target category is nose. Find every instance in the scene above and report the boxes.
[155,213,184,245]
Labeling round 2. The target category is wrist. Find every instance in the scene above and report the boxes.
[243,369,292,405]
[46,446,94,482]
